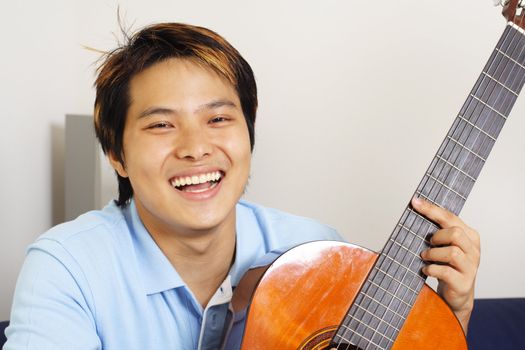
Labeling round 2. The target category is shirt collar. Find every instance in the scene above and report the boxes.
[124,200,260,295]
[228,200,265,287]
[125,200,186,295]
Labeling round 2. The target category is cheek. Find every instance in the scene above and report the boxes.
[122,134,173,180]
[222,128,252,166]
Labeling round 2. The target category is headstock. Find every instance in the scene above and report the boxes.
[500,0,525,30]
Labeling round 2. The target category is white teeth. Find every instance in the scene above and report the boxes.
[171,171,222,188]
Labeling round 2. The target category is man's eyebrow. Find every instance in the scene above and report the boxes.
[196,99,238,112]
[137,99,238,119]
[138,107,176,119]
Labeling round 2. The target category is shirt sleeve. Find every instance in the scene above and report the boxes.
[4,240,101,350]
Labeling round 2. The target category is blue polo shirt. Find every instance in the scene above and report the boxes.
[4,200,342,350]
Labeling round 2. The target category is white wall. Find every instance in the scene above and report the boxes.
[1,0,524,321]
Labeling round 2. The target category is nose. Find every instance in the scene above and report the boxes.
[174,125,212,161]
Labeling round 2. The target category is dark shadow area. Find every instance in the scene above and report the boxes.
[51,123,65,226]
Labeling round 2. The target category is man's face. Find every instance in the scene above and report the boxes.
[111,58,251,237]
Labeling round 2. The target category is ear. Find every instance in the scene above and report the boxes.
[108,151,128,178]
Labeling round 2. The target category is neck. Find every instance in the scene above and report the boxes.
[139,207,237,308]
[164,230,236,307]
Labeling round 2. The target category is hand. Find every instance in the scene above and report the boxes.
[411,197,480,334]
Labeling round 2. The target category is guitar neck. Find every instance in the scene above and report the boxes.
[333,23,525,349]
[385,21,525,275]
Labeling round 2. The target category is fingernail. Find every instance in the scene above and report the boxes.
[412,197,423,206]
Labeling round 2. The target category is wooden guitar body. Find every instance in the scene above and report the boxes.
[232,241,466,349]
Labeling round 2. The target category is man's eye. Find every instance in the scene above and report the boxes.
[149,122,171,129]
[210,116,227,124]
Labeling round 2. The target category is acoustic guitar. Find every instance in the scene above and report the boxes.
[222,2,525,349]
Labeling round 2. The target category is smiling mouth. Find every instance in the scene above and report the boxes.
[170,171,223,193]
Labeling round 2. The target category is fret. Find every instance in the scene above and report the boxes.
[367,279,412,309]
[495,47,525,71]
[377,255,424,292]
[437,135,485,179]
[371,331,393,350]
[427,156,477,194]
[494,24,513,52]
[497,26,525,63]
[336,323,388,350]
[469,93,508,119]
[481,71,519,96]
[379,253,426,288]
[387,222,426,252]
[351,293,406,329]
[405,208,439,230]
[400,209,438,236]
[472,76,517,116]
[349,294,407,343]
[383,237,419,266]
[373,266,419,295]
[434,155,476,181]
[348,305,395,344]
[347,303,402,349]
[510,22,525,36]
[340,304,396,350]
[448,116,496,164]
[460,96,507,140]
[353,303,401,334]
[417,181,469,212]
[378,254,425,291]
[475,77,518,117]
[445,135,487,161]
[367,275,417,317]
[414,191,440,205]
[424,173,468,200]
[414,190,463,214]
[485,50,525,96]
[371,265,419,309]
[396,223,429,243]
[458,114,497,140]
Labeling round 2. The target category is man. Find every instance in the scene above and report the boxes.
[5,23,480,349]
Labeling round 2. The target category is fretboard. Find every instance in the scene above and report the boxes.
[332,23,525,350]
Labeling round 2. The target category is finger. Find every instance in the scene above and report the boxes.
[421,245,473,273]
[433,226,476,253]
[422,263,471,295]
[411,197,464,229]
[433,228,481,267]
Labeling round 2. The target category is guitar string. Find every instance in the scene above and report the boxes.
[333,24,525,350]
